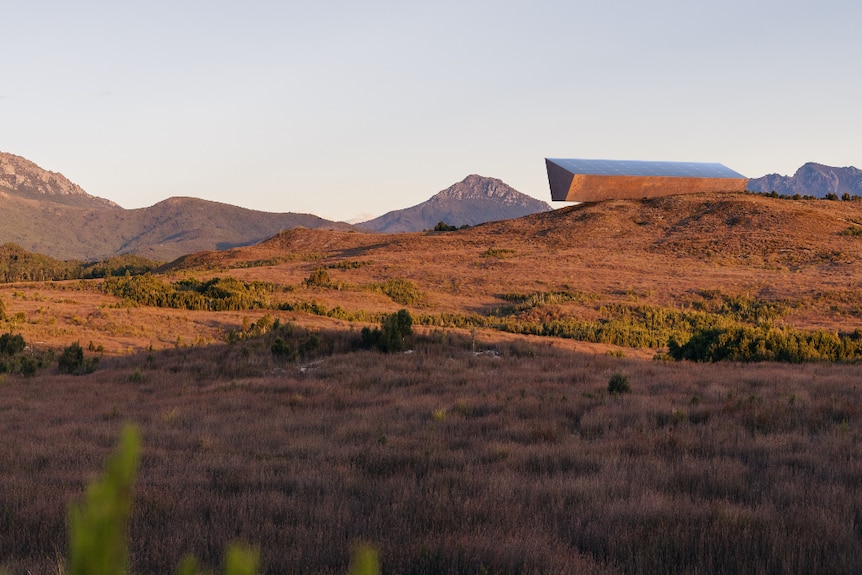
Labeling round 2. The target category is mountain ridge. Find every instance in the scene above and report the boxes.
[747,162,862,197]
[0,153,354,261]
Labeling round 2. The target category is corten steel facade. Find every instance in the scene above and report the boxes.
[546,158,749,202]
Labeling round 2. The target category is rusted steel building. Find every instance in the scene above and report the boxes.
[546,158,748,202]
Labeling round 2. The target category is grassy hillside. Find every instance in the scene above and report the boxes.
[1,191,862,573]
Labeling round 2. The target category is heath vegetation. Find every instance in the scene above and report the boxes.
[3,192,862,573]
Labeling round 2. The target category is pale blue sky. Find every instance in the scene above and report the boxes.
[2,1,860,221]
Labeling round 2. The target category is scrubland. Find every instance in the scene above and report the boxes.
[2,192,862,573]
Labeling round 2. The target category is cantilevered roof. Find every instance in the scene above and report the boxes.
[546,158,748,202]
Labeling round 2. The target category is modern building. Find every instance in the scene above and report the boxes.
[546,158,748,202]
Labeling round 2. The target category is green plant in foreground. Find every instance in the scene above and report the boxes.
[52,424,379,575]
[68,425,140,575]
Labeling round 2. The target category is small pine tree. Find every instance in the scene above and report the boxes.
[608,373,632,395]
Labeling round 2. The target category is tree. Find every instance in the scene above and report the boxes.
[59,342,99,375]
[608,373,632,395]
[433,221,458,232]
[360,309,413,352]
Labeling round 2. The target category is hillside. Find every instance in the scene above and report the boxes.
[162,191,862,339]
[0,152,354,261]
[3,189,862,574]
[747,162,862,197]
[359,174,551,232]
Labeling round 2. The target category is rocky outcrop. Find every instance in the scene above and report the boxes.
[0,152,120,208]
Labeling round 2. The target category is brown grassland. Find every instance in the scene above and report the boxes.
[1,192,862,573]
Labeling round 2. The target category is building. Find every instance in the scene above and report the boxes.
[546,158,748,202]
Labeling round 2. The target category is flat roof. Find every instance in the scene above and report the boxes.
[546,158,746,179]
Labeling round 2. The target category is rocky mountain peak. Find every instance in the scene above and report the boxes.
[434,174,547,208]
[0,152,119,208]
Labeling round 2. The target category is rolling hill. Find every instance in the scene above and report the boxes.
[163,190,862,338]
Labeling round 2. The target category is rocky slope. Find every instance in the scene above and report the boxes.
[0,152,119,208]
[747,162,862,198]
[359,175,551,232]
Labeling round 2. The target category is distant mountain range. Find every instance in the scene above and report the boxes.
[359,174,552,233]
[747,163,862,197]
[0,152,353,261]
[3,150,859,263]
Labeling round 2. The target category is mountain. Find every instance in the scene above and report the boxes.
[747,162,862,198]
[359,175,551,233]
[0,152,119,208]
[0,152,353,261]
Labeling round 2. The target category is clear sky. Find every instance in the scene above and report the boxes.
[2,1,860,222]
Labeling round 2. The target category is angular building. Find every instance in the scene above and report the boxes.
[546,158,748,202]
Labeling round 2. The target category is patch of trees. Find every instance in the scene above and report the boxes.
[102,274,277,311]
[753,191,862,201]
[0,243,160,283]
[430,221,471,232]
[668,325,862,362]
[0,332,51,376]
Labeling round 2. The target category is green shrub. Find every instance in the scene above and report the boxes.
[271,337,296,361]
[0,332,25,355]
[379,279,423,306]
[361,309,413,352]
[303,268,332,288]
[608,373,631,395]
[433,221,458,232]
[58,342,99,375]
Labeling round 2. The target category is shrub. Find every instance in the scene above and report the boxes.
[58,342,99,375]
[303,268,332,288]
[433,221,458,232]
[361,309,413,352]
[0,332,25,355]
[271,337,295,361]
[608,373,631,395]
[379,279,423,306]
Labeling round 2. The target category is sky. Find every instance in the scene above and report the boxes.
[2,1,861,222]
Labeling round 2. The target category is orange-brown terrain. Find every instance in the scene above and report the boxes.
[1,192,862,574]
[4,191,862,353]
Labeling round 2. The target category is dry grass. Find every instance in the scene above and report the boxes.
[1,329,860,574]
